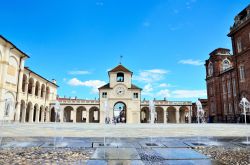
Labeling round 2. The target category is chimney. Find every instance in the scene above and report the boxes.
[52,79,57,84]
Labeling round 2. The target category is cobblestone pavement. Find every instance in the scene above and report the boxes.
[1,123,250,137]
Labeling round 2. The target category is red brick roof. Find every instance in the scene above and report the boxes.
[109,64,132,73]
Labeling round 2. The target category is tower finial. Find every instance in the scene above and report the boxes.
[119,55,123,64]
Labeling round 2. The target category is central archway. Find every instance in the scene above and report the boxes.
[113,102,126,123]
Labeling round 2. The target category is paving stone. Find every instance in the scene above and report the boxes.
[86,160,107,165]
[161,159,222,165]
[1,141,44,148]
[153,148,208,160]
[108,160,144,165]
[162,141,190,148]
[91,148,140,160]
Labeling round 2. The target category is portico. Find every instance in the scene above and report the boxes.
[51,64,192,124]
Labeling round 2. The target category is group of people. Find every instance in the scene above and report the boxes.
[105,116,126,124]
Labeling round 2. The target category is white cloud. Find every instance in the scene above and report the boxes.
[141,84,154,96]
[157,89,171,98]
[143,84,153,93]
[158,83,173,88]
[68,78,106,93]
[178,59,204,66]
[155,89,207,99]
[71,90,77,94]
[68,70,91,75]
[172,90,207,98]
[134,69,169,83]
[171,90,207,98]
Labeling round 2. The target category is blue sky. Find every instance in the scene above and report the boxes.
[1,0,249,101]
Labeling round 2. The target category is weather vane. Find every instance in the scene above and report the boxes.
[119,55,123,64]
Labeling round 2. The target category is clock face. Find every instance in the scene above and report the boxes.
[116,86,125,96]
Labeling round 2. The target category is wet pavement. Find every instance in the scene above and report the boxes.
[0,123,249,164]
[1,136,249,164]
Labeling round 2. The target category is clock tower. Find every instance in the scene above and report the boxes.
[99,64,142,124]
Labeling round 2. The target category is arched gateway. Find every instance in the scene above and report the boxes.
[113,102,126,123]
[51,64,192,124]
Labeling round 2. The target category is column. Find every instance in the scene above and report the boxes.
[176,109,180,124]
[41,108,45,123]
[21,104,26,123]
[163,108,167,124]
[15,102,21,122]
[46,109,50,122]
[188,107,191,123]
[73,108,76,123]
[29,107,34,123]
[35,108,40,123]
[86,109,89,123]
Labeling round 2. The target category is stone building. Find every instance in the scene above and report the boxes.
[0,35,58,122]
[54,65,193,124]
[205,5,250,123]
[0,35,193,124]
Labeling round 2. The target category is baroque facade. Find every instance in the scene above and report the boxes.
[0,35,58,122]
[205,5,250,123]
[0,36,192,124]
[54,65,192,124]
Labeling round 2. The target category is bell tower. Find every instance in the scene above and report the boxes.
[108,64,133,88]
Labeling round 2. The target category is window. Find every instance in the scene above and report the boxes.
[102,92,107,98]
[224,103,227,115]
[209,87,213,96]
[133,93,139,99]
[228,103,233,114]
[116,72,124,82]
[4,100,12,117]
[237,38,242,53]
[227,81,231,97]
[234,101,238,114]
[232,79,236,97]
[208,62,213,76]
[239,65,245,81]
[222,59,231,71]
[210,102,215,114]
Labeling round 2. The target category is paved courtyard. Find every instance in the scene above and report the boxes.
[0,123,250,137]
[0,123,250,164]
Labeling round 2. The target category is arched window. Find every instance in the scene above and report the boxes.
[22,74,27,92]
[208,62,213,76]
[222,59,231,71]
[28,78,34,94]
[35,81,40,96]
[116,72,124,82]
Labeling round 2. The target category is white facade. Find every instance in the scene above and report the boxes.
[0,36,192,124]
[56,65,193,124]
[0,36,58,122]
